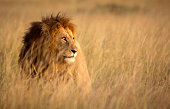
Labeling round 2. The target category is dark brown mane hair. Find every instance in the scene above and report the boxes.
[42,14,76,34]
[23,13,76,45]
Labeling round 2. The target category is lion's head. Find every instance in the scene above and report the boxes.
[19,14,79,67]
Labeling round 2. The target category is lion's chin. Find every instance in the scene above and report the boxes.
[64,57,75,64]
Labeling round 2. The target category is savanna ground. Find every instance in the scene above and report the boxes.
[0,0,170,109]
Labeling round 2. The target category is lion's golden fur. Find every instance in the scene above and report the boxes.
[18,13,91,90]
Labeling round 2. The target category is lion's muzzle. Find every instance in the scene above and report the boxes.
[64,51,77,64]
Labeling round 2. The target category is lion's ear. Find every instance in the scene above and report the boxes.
[41,23,50,34]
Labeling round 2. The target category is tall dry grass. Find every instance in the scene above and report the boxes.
[0,0,170,109]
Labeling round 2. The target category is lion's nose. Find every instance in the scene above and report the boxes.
[71,50,77,54]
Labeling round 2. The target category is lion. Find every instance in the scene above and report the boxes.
[18,13,91,91]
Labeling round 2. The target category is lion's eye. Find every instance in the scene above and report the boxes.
[62,37,67,41]
[73,37,75,40]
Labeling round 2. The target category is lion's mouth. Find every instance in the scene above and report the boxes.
[63,52,77,63]
[64,56,74,58]
[64,56,75,63]
[64,52,77,59]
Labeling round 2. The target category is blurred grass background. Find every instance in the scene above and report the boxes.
[0,0,170,109]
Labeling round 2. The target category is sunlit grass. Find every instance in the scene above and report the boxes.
[0,0,169,109]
